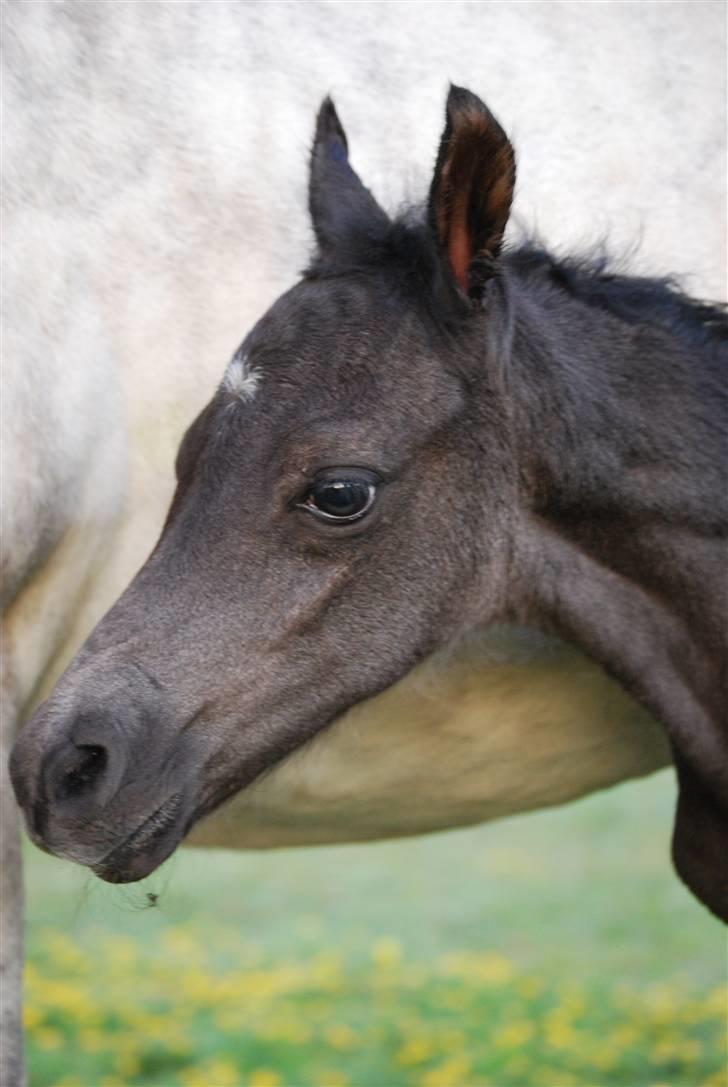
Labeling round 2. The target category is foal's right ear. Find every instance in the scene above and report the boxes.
[309,97,390,256]
[428,86,516,300]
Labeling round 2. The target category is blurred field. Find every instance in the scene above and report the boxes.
[24,768,727,1087]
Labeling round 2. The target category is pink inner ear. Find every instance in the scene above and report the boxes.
[448,219,471,293]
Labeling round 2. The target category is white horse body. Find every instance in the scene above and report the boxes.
[1,2,723,1082]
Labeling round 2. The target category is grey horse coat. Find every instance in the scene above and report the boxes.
[2,4,724,1085]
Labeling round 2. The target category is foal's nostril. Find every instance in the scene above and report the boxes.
[57,744,108,801]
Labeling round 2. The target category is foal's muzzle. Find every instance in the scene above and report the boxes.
[9,662,195,882]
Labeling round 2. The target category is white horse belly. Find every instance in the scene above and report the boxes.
[188,628,670,849]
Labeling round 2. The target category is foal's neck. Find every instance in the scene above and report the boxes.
[503,267,726,725]
[499,266,727,918]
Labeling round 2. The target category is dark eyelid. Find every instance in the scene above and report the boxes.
[300,480,377,522]
[290,468,383,526]
[309,466,383,483]
[295,466,383,502]
[277,464,390,517]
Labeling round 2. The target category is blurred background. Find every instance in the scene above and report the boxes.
[24,774,726,1086]
[5,1,726,1085]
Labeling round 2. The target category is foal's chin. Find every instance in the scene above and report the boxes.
[90,793,189,884]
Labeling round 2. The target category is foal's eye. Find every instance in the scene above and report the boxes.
[298,471,379,524]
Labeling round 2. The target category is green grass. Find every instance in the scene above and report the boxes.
[23,769,727,1087]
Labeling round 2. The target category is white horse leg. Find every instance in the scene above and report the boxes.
[1,661,24,1087]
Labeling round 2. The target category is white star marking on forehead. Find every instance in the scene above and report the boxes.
[223,351,261,402]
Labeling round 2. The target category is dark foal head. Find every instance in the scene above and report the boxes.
[11,87,522,881]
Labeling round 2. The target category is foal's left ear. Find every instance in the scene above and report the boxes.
[428,85,516,300]
[309,97,390,256]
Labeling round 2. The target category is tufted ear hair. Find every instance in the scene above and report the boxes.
[428,85,516,301]
[309,97,390,257]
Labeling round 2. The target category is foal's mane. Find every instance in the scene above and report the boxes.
[507,243,728,353]
[306,210,727,353]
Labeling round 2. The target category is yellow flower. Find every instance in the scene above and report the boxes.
[558,986,586,1017]
[437,1027,466,1052]
[645,984,679,1022]
[608,1023,641,1048]
[535,1071,578,1087]
[437,989,470,1012]
[181,1059,240,1087]
[703,986,728,1018]
[22,1005,43,1030]
[544,1014,578,1050]
[473,952,513,984]
[492,1020,534,1048]
[396,1037,434,1065]
[403,964,428,988]
[439,951,513,985]
[161,927,206,963]
[701,1067,728,1087]
[249,1069,280,1087]
[29,978,99,1021]
[115,1048,141,1078]
[179,1067,206,1087]
[315,1070,349,1087]
[308,952,345,992]
[421,1056,472,1087]
[78,1027,107,1053]
[516,976,544,1000]
[682,998,711,1025]
[590,1044,619,1071]
[652,1037,686,1065]
[324,1023,359,1050]
[42,932,91,973]
[677,1039,701,1063]
[370,937,404,970]
[253,1013,313,1045]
